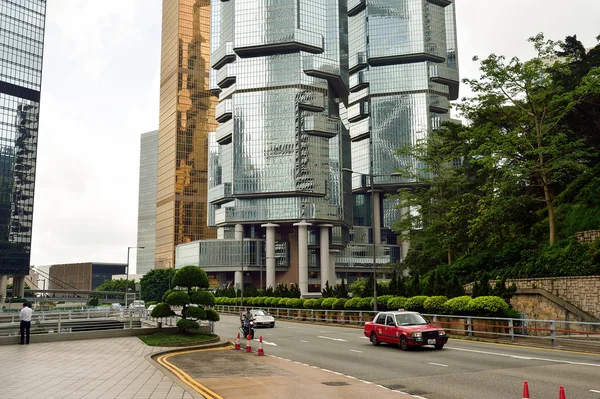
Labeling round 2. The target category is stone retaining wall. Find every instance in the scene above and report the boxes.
[465,276,600,318]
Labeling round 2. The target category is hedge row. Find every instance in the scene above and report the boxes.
[215,295,515,317]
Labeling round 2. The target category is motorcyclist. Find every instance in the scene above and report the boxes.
[240,309,254,336]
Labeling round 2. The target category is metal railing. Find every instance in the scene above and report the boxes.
[215,305,600,350]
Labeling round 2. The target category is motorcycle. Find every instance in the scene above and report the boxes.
[240,319,255,340]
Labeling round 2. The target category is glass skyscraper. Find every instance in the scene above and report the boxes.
[156,0,217,269]
[136,130,158,275]
[0,0,46,301]
[178,0,459,296]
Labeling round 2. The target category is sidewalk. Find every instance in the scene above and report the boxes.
[0,337,197,399]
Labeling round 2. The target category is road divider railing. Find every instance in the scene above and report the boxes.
[215,305,600,350]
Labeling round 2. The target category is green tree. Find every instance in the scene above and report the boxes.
[140,268,176,303]
[171,266,209,294]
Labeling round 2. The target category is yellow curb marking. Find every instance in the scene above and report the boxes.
[156,345,234,399]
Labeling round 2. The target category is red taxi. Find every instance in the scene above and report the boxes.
[363,310,448,350]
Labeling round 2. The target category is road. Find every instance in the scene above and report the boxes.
[213,314,600,399]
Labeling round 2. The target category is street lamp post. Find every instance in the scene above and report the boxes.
[125,246,145,308]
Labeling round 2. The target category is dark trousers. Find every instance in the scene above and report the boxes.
[20,320,31,344]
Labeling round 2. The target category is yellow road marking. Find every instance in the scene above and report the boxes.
[156,345,234,399]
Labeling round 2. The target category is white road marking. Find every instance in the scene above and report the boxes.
[359,336,369,339]
[254,339,278,346]
[318,335,348,342]
[300,340,309,343]
[428,362,449,367]
[511,356,532,360]
[590,390,600,394]
[447,347,600,367]
[350,349,362,353]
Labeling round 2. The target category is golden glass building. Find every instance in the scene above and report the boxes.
[156,0,217,268]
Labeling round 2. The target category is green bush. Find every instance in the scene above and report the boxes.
[150,303,175,318]
[166,291,190,307]
[423,296,448,313]
[242,297,254,306]
[314,298,324,308]
[177,318,200,332]
[162,289,174,303]
[443,296,472,315]
[376,295,393,311]
[270,298,283,307]
[185,306,206,321]
[404,296,429,312]
[256,297,266,306]
[205,309,220,322]
[358,297,373,310]
[263,297,274,307]
[321,297,337,309]
[467,296,509,316]
[288,298,304,309]
[145,301,158,307]
[303,299,317,309]
[190,291,215,307]
[332,298,348,310]
[344,297,362,310]
[387,296,407,310]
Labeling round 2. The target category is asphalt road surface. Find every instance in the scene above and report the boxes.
[214,314,600,399]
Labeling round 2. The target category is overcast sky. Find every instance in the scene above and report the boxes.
[29,0,600,273]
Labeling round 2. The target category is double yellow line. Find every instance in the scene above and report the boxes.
[156,345,233,399]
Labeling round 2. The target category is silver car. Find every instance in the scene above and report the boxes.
[250,309,275,328]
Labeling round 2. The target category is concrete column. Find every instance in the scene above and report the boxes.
[373,190,381,244]
[400,204,410,261]
[234,271,243,291]
[329,249,339,286]
[234,224,243,240]
[12,276,25,298]
[293,220,312,297]
[261,223,279,290]
[319,224,333,289]
[0,275,7,307]
[217,227,225,239]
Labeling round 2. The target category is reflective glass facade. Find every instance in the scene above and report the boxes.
[0,0,46,276]
[156,0,217,268]
[136,131,158,275]
[208,0,352,227]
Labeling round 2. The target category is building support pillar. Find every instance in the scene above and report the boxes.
[400,204,410,261]
[217,227,225,239]
[234,224,243,240]
[0,275,7,307]
[261,223,279,290]
[319,224,333,289]
[293,220,312,297]
[234,271,243,291]
[329,249,339,287]
[12,275,25,298]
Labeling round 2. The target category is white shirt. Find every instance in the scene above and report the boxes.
[19,306,33,322]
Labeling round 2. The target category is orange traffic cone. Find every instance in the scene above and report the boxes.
[559,386,566,399]
[522,381,530,399]
[245,334,252,353]
[257,336,265,356]
[234,332,241,350]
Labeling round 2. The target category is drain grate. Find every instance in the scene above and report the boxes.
[322,381,351,386]
[384,384,406,390]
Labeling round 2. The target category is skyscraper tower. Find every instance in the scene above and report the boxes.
[0,0,47,304]
[156,0,217,268]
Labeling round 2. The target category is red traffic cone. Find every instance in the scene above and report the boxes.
[245,334,252,352]
[559,386,566,399]
[234,332,241,350]
[522,381,530,399]
[257,336,265,356]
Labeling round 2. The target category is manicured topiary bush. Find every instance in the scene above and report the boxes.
[443,296,472,315]
[404,296,429,312]
[184,306,206,321]
[321,297,337,309]
[332,298,348,310]
[166,291,190,306]
[205,309,220,322]
[377,295,394,311]
[314,298,324,308]
[177,318,200,333]
[467,296,509,317]
[303,299,317,309]
[344,297,362,310]
[288,298,304,309]
[358,297,373,310]
[190,290,215,307]
[424,296,448,313]
[387,296,407,310]
[150,303,175,318]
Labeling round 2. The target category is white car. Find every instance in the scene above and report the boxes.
[147,304,157,313]
[250,309,275,328]
[129,300,146,310]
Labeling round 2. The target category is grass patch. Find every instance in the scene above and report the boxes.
[138,332,217,346]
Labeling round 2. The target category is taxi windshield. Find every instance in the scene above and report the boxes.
[394,313,428,326]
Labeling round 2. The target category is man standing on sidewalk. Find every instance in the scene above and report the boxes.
[19,302,33,345]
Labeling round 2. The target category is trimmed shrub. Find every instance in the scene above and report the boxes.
[162,289,174,303]
[443,296,472,315]
[303,299,317,309]
[270,298,283,307]
[205,309,220,322]
[344,297,362,310]
[321,298,337,309]
[242,297,254,306]
[256,297,267,306]
[467,296,509,317]
[404,296,429,312]
[264,297,275,307]
[177,318,200,332]
[190,291,215,307]
[166,291,190,307]
[423,296,448,313]
[150,303,175,318]
[332,298,348,310]
[387,296,407,310]
[358,297,373,310]
[314,298,324,309]
[288,298,304,309]
[377,295,394,311]
[184,306,206,321]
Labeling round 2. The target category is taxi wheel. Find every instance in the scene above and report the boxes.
[370,332,380,346]
[399,336,409,351]
[434,344,444,350]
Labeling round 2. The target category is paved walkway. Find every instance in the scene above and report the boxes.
[0,337,197,399]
